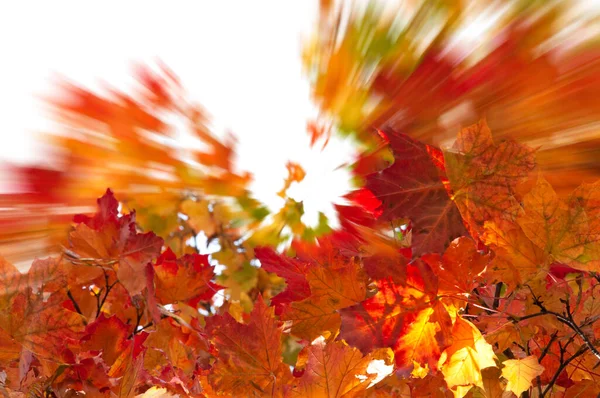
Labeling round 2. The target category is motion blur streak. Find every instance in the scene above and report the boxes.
[305,0,600,194]
[2,0,600,269]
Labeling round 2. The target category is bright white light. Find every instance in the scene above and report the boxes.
[311,335,327,345]
[286,134,356,229]
[185,236,196,248]
[212,292,226,309]
[366,359,394,387]
[0,1,359,233]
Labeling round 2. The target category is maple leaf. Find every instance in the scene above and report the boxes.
[7,7,600,393]
[59,354,114,392]
[6,293,85,359]
[68,189,164,295]
[0,256,67,313]
[282,254,368,341]
[119,232,165,296]
[0,257,70,361]
[153,248,222,306]
[571,180,600,240]
[0,257,85,359]
[80,314,131,367]
[444,119,536,239]
[500,356,544,397]
[526,332,574,388]
[481,220,549,287]
[205,296,292,397]
[123,192,182,240]
[292,340,393,398]
[330,201,395,257]
[517,177,600,271]
[306,1,600,201]
[422,237,489,295]
[0,257,24,314]
[366,132,467,256]
[473,367,508,398]
[437,316,497,396]
[255,247,312,312]
[258,243,370,340]
[340,261,453,372]
[144,317,209,378]
[361,250,409,285]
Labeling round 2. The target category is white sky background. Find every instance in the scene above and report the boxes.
[3,1,598,226]
[0,1,357,226]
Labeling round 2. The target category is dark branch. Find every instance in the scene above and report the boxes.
[541,346,589,397]
[67,289,85,324]
[515,286,600,362]
[95,270,117,318]
[536,331,558,396]
[492,282,503,310]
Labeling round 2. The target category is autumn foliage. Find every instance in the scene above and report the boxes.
[3,114,600,396]
[3,2,600,397]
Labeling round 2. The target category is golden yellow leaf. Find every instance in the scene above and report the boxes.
[438,316,497,395]
[500,355,544,397]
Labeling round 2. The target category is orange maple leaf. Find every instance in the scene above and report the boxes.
[282,255,368,341]
[482,219,549,287]
[518,177,600,271]
[444,119,536,239]
[80,313,131,367]
[67,189,163,295]
[292,340,393,397]
[0,256,85,359]
[153,248,222,306]
[205,296,292,397]
[422,236,489,295]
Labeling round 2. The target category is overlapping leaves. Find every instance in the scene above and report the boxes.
[3,2,600,392]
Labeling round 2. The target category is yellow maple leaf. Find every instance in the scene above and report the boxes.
[501,355,545,397]
[438,316,497,397]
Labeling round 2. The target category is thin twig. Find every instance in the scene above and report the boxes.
[67,289,86,324]
[536,331,558,396]
[541,346,589,397]
[493,282,503,310]
[95,269,116,318]
[515,309,600,362]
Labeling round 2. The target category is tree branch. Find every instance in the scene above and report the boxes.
[541,346,588,397]
[95,270,117,318]
[536,331,558,397]
[513,311,600,361]
[67,289,86,325]
[492,282,503,310]
[515,286,600,363]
